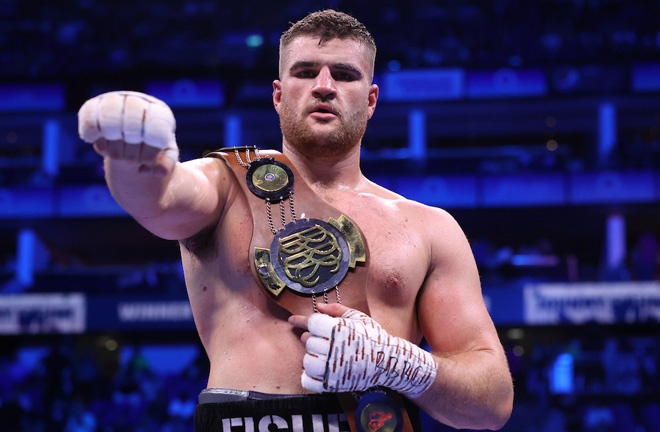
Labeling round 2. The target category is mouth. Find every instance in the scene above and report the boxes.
[310,104,338,116]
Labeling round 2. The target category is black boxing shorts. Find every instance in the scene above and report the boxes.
[194,388,422,432]
[194,388,351,432]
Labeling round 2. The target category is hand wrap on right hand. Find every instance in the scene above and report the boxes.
[77,90,179,162]
[302,309,438,399]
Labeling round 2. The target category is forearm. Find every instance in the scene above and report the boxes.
[104,158,221,241]
[413,349,513,431]
[104,158,177,219]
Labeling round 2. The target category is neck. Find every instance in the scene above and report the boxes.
[282,142,365,193]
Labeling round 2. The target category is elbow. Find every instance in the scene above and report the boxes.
[428,390,513,431]
[488,396,513,430]
[484,356,515,430]
[459,377,514,431]
[485,380,514,430]
[455,397,513,431]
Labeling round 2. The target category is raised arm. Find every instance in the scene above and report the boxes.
[413,208,513,430]
[78,91,228,241]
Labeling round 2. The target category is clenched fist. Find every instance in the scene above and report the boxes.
[77,91,179,168]
[289,303,438,400]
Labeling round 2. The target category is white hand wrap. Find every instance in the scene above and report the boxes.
[77,91,179,161]
[302,309,437,399]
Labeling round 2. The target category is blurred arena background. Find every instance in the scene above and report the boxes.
[1,0,659,431]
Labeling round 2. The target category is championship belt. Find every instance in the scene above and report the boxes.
[205,146,368,313]
[205,146,414,432]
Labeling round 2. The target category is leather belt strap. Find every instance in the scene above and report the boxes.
[206,147,414,432]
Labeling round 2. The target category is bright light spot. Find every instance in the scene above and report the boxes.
[105,338,118,351]
[513,345,525,356]
[246,34,263,48]
[546,139,559,151]
[506,328,525,340]
[550,353,574,394]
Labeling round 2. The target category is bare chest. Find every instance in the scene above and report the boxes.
[351,205,428,308]
[302,191,429,312]
[186,190,428,328]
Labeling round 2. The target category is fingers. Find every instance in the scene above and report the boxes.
[78,91,178,163]
[93,138,163,163]
[289,303,354,330]
[290,312,336,344]
[143,100,176,149]
[288,314,309,331]
[307,312,342,339]
[303,353,327,382]
[96,92,125,141]
[301,371,324,393]
[122,94,150,144]
[298,308,372,345]
[315,303,371,324]
[302,337,331,392]
[305,333,330,355]
[78,97,103,143]
[314,302,350,317]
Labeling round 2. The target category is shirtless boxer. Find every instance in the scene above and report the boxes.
[78,9,513,431]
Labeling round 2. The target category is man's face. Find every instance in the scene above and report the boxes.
[273,36,378,159]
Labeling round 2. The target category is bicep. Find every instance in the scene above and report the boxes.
[417,211,501,357]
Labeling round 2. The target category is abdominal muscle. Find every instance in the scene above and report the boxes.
[204,306,310,394]
[182,250,312,394]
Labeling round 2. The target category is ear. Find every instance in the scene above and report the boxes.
[366,84,379,119]
[272,80,282,114]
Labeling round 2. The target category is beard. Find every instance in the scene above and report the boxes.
[279,101,369,159]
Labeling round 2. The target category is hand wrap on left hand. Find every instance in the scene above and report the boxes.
[302,309,437,399]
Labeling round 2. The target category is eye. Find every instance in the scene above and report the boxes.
[333,71,355,81]
[332,66,362,82]
[296,69,317,79]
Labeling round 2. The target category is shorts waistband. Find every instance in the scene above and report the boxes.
[198,388,307,404]
[194,390,350,432]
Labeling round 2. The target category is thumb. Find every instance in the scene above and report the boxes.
[315,303,371,321]
[314,302,351,317]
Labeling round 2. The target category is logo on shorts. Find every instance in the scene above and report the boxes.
[356,391,403,432]
[219,412,350,431]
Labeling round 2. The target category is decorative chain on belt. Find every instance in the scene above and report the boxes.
[230,146,366,312]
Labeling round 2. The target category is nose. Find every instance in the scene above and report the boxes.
[312,68,336,101]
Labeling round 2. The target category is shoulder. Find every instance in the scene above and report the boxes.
[184,152,232,175]
[365,179,461,230]
[178,155,242,199]
[363,182,471,261]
